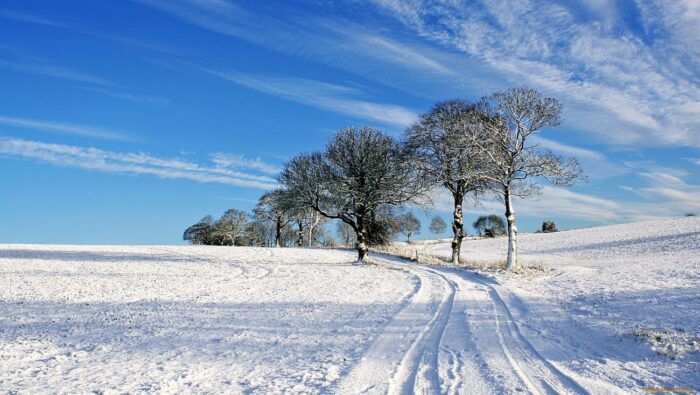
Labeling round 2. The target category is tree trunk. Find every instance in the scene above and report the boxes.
[297,222,304,247]
[355,215,369,263]
[504,185,518,270]
[307,211,319,247]
[275,216,282,248]
[450,192,464,265]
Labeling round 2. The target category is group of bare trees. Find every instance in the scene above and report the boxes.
[275,88,583,269]
[404,88,583,269]
[253,188,329,248]
[183,209,252,246]
[187,88,583,270]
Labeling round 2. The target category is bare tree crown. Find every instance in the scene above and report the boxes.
[478,87,584,198]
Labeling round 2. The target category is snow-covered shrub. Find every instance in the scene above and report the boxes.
[628,328,700,358]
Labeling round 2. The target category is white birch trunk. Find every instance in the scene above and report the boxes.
[505,187,518,270]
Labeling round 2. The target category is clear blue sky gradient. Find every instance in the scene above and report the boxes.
[1,0,698,244]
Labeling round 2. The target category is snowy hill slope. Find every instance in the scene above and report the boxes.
[391,216,700,391]
[0,216,697,393]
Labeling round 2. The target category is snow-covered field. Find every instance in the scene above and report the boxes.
[1,216,698,393]
[0,246,415,393]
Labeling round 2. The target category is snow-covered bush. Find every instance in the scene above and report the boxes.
[628,328,700,358]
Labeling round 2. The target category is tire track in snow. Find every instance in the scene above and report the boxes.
[340,253,588,394]
[337,256,445,394]
[151,246,273,280]
[467,272,590,395]
[388,270,455,395]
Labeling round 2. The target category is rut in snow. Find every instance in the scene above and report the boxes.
[339,253,588,395]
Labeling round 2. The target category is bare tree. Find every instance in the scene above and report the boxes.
[246,219,268,246]
[273,188,312,248]
[476,88,584,270]
[405,101,493,264]
[214,209,250,246]
[306,210,327,247]
[429,215,447,239]
[399,212,421,243]
[279,127,429,262]
[254,190,291,247]
[291,212,306,247]
[183,215,216,245]
[473,214,505,237]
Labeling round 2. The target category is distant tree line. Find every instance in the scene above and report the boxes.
[186,88,584,270]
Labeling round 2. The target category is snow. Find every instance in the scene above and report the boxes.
[0,246,415,393]
[1,216,698,393]
[390,216,700,393]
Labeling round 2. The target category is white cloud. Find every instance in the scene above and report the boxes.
[80,87,171,105]
[516,186,623,222]
[323,24,455,76]
[529,136,628,180]
[429,171,700,224]
[0,59,118,87]
[208,71,418,127]
[429,186,622,222]
[632,171,700,214]
[210,153,281,175]
[138,0,500,99]
[0,9,68,28]
[530,136,604,161]
[369,0,700,148]
[639,172,686,187]
[0,115,134,141]
[0,8,182,55]
[0,137,278,189]
[140,0,700,147]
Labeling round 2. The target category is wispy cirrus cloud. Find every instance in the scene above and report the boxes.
[210,153,281,175]
[0,53,170,105]
[208,70,418,127]
[136,0,482,96]
[369,0,700,148]
[0,137,279,189]
[139,0,700,148]
[631,171,700,215]
[430,166,700,224]
[0,9,178,103]
[0,9,68,28]
[530,136,628,180]
[0,8,182,55]
[0,115,134,141]
[430,186,623,223]
[0,59,118,87]
[80,87,171,105]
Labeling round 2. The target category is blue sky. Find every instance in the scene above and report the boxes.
[0,0,698,244]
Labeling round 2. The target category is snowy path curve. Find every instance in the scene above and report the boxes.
[339,254,588,395]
